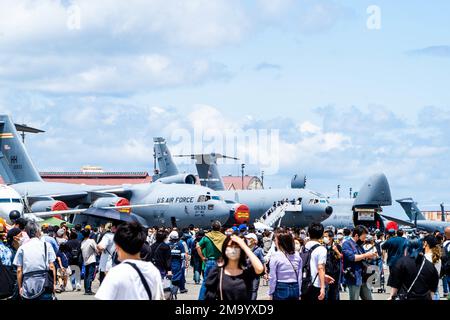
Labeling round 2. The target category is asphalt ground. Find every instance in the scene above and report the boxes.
[57,266,449,301]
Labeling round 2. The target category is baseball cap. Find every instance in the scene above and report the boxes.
[245,233,258,242]
[85,225,92,230]
[169,231,179,240]
[57,229,65,237]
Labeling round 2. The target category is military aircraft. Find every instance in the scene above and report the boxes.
[381,198,450,233]
[320,173,393,230]
[151,137,334,228]
[0,115,235,228]
[0,184,24,223]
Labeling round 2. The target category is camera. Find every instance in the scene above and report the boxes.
[343,267,356,282]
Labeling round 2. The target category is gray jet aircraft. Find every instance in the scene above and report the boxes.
[381,198,450,233]
[152,137,334,227]
[0,115,234,228]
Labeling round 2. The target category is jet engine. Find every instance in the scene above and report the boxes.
[31,200,69,212]
[91,196,131,213]
[156,174,197,185]
[291,174,307,189]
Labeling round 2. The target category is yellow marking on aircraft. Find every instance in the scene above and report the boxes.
[0,133,14,138]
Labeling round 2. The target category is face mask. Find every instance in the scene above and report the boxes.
[323,237,330,245]
[337,235,343,240]
[300,234,306,240]
[225,247,241,260]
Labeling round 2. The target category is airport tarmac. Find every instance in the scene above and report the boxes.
[56,267,449,301]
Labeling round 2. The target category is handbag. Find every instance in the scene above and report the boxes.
[21,242,54,300]
[0,256,16,299]
[394,257,426,300]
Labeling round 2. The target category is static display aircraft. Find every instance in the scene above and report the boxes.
[320,173,393,230]
[0,115,235,228]
[381,198,450,233]
[0,185,24,223]
[154,138,393,230]
[152,137,334,227]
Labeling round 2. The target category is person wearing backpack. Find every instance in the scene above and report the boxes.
[66,231,82,291]
[323,230,342,301]
[442,227,450,300]
[389,238,439,300]
[197,220,226,300]
[300,222,327,301]
[342,225,378,300]
[268,230,302,300]
[95,222,164,300]
[13,221,57,300]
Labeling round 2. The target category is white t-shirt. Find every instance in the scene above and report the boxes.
[95,259,164,300]
[81,239,97,265]
[305,240,327,288]
[98,232,115,272]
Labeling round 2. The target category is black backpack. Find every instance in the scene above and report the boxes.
[300,244,320,295]
[325,246,340,277]
[441,242,450,277]
[0,258,15,299]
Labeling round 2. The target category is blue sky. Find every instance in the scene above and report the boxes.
[0,0,450,212]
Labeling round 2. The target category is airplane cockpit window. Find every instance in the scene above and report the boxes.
[211,196,221,201]
[205,195,211,201]
[197,195,207,202]
[314,199,319,204]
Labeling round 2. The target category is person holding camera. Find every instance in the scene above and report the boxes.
[342,225,378,300]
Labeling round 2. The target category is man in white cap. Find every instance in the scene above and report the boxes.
[245,232,266,300]
[168,230,188,297]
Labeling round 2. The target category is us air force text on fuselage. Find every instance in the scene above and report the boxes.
[175,305,274,318]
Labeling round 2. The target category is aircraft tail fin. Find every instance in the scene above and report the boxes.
[396,198,426,221]
[354,173,392,207]
[152,137,179,181]
[0,115,43,184]
[173,153,238,191]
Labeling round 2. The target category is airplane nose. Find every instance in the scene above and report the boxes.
[325,206,333,216]
[9,210,21,221]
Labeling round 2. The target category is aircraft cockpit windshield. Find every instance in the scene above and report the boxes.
[198,195,222,202]
[0,198,22,203]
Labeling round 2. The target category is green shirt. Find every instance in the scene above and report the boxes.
[198,236,221,260]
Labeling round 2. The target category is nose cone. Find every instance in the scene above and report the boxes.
[325,206,333,216]
[9,210,21,221]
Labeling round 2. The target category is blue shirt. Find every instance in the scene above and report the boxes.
[0,242,13,266]
[342,238,365,286]
[382,236,407,267]
[43,235,59,255]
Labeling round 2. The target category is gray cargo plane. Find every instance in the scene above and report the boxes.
[0,115,234,227]
[152,137,334,227]
[381,198,450,233]
[320,173,392,230]
[155,138,393,229]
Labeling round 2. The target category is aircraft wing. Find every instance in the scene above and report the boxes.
[32,203,168,218]
[380,214,416,228]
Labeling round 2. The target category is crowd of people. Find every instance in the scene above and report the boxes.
[1,215,450,301]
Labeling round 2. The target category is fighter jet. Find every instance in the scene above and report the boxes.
[381,198,450,233]
[152,137,334,228]
[0,115,233,228]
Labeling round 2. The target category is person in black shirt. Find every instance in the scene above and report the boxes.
[148,229,172,279]
[324,230,342,301]
[191,230,205,285]
[204,235,264,301]
[389,238,439,300]
[66,231,82,291]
